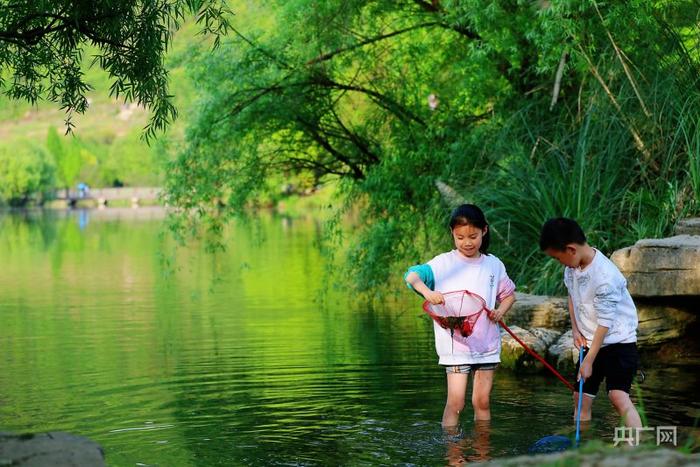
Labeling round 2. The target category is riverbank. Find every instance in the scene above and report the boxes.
[483,443,699,466]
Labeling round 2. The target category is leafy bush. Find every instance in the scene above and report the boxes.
[0,143,55,206]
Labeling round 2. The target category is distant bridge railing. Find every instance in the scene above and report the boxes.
[54,187,162,206]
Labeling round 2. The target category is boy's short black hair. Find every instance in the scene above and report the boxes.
[539,218,587,251]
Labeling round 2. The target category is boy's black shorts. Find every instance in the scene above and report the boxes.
[574,342,639,396]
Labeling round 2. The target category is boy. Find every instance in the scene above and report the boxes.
[539,218,641,428]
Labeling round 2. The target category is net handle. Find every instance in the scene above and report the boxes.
[496,318,575,392]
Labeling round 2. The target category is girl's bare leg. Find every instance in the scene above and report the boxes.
[443,372,468,428]
[471,369,494,421]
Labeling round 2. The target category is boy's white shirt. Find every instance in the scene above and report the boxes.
[564,248,638,346]
[427,250,512,365]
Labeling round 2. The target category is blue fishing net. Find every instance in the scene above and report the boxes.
[528,435,572,454]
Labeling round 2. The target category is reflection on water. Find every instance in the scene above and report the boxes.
[444,421,492,465]
[0,209,697,465]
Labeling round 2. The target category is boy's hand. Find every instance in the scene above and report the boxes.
[424,290,445,305]
[572,329,587,349]
[578,355,593,381]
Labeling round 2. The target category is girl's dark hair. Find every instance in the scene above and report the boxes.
[449,204,490,254]
[539,218,587,251]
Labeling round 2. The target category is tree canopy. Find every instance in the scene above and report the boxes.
[167,0,700,294]
[0,0,231,138]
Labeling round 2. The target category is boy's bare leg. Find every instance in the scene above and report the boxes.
[608,390,642,428]
[443,372,468,428]
[573,392,594,421]
[471,370,493,421]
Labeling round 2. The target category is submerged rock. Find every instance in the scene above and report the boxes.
[0,432,105,466]
[611,235,700,297]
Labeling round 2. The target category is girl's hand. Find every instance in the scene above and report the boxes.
[424,291,444,305]
[489,308,505,322]
[572,329,587,349]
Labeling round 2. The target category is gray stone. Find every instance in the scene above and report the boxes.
[0,432,105,467]
[529,327,562,348]
[675,218,700,235]
[547,330,577,371]
[611,235,700,297]
[506,293,569,330]
[481,446,700,466]
[500,325,561,370]
[542,302,695,371]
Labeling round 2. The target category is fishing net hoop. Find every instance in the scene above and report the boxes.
[422,290,489,338]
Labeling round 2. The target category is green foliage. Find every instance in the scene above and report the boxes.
[0,142,55,206]
[45,126,95,189]
[168,0,700,294]
[93,128,164,187]
[0,0,231,139]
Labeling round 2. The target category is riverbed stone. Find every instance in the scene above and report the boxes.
[0,432,105,466]
[506,293,569,331]
[675,217,700,235]
[529,327,561,348]
[481,446,700,466]
[500,325,561,370]
[547,330,576,371]
[611,235,700,297]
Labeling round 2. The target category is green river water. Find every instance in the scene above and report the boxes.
[0,209,697,465]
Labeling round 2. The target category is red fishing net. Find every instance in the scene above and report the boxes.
[422,290,488,337]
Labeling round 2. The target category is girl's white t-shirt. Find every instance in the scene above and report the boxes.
[426,250,515,365]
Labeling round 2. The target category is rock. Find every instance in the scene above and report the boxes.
[500,325,561,370]
[481,446,700,466]
[543,302,696,371]
[611,235,700,297]
[547,330,577,371]
[647,332,700,365]
[675,218,700,235]
[529,327,561,348]
[506,293,570,330]
[637,302,697,346]
[0,432,105,466]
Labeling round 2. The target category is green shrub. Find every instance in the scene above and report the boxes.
[0,143,56,206]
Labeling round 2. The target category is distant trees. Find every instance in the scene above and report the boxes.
[0,143,54,206]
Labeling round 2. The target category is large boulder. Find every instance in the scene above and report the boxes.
[544,303,695,371]
[0,432,105,466]
[675,217,700,235]
[611,235,700,297]
[506,293,569,331]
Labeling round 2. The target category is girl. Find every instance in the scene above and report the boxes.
[404,204,516,427]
